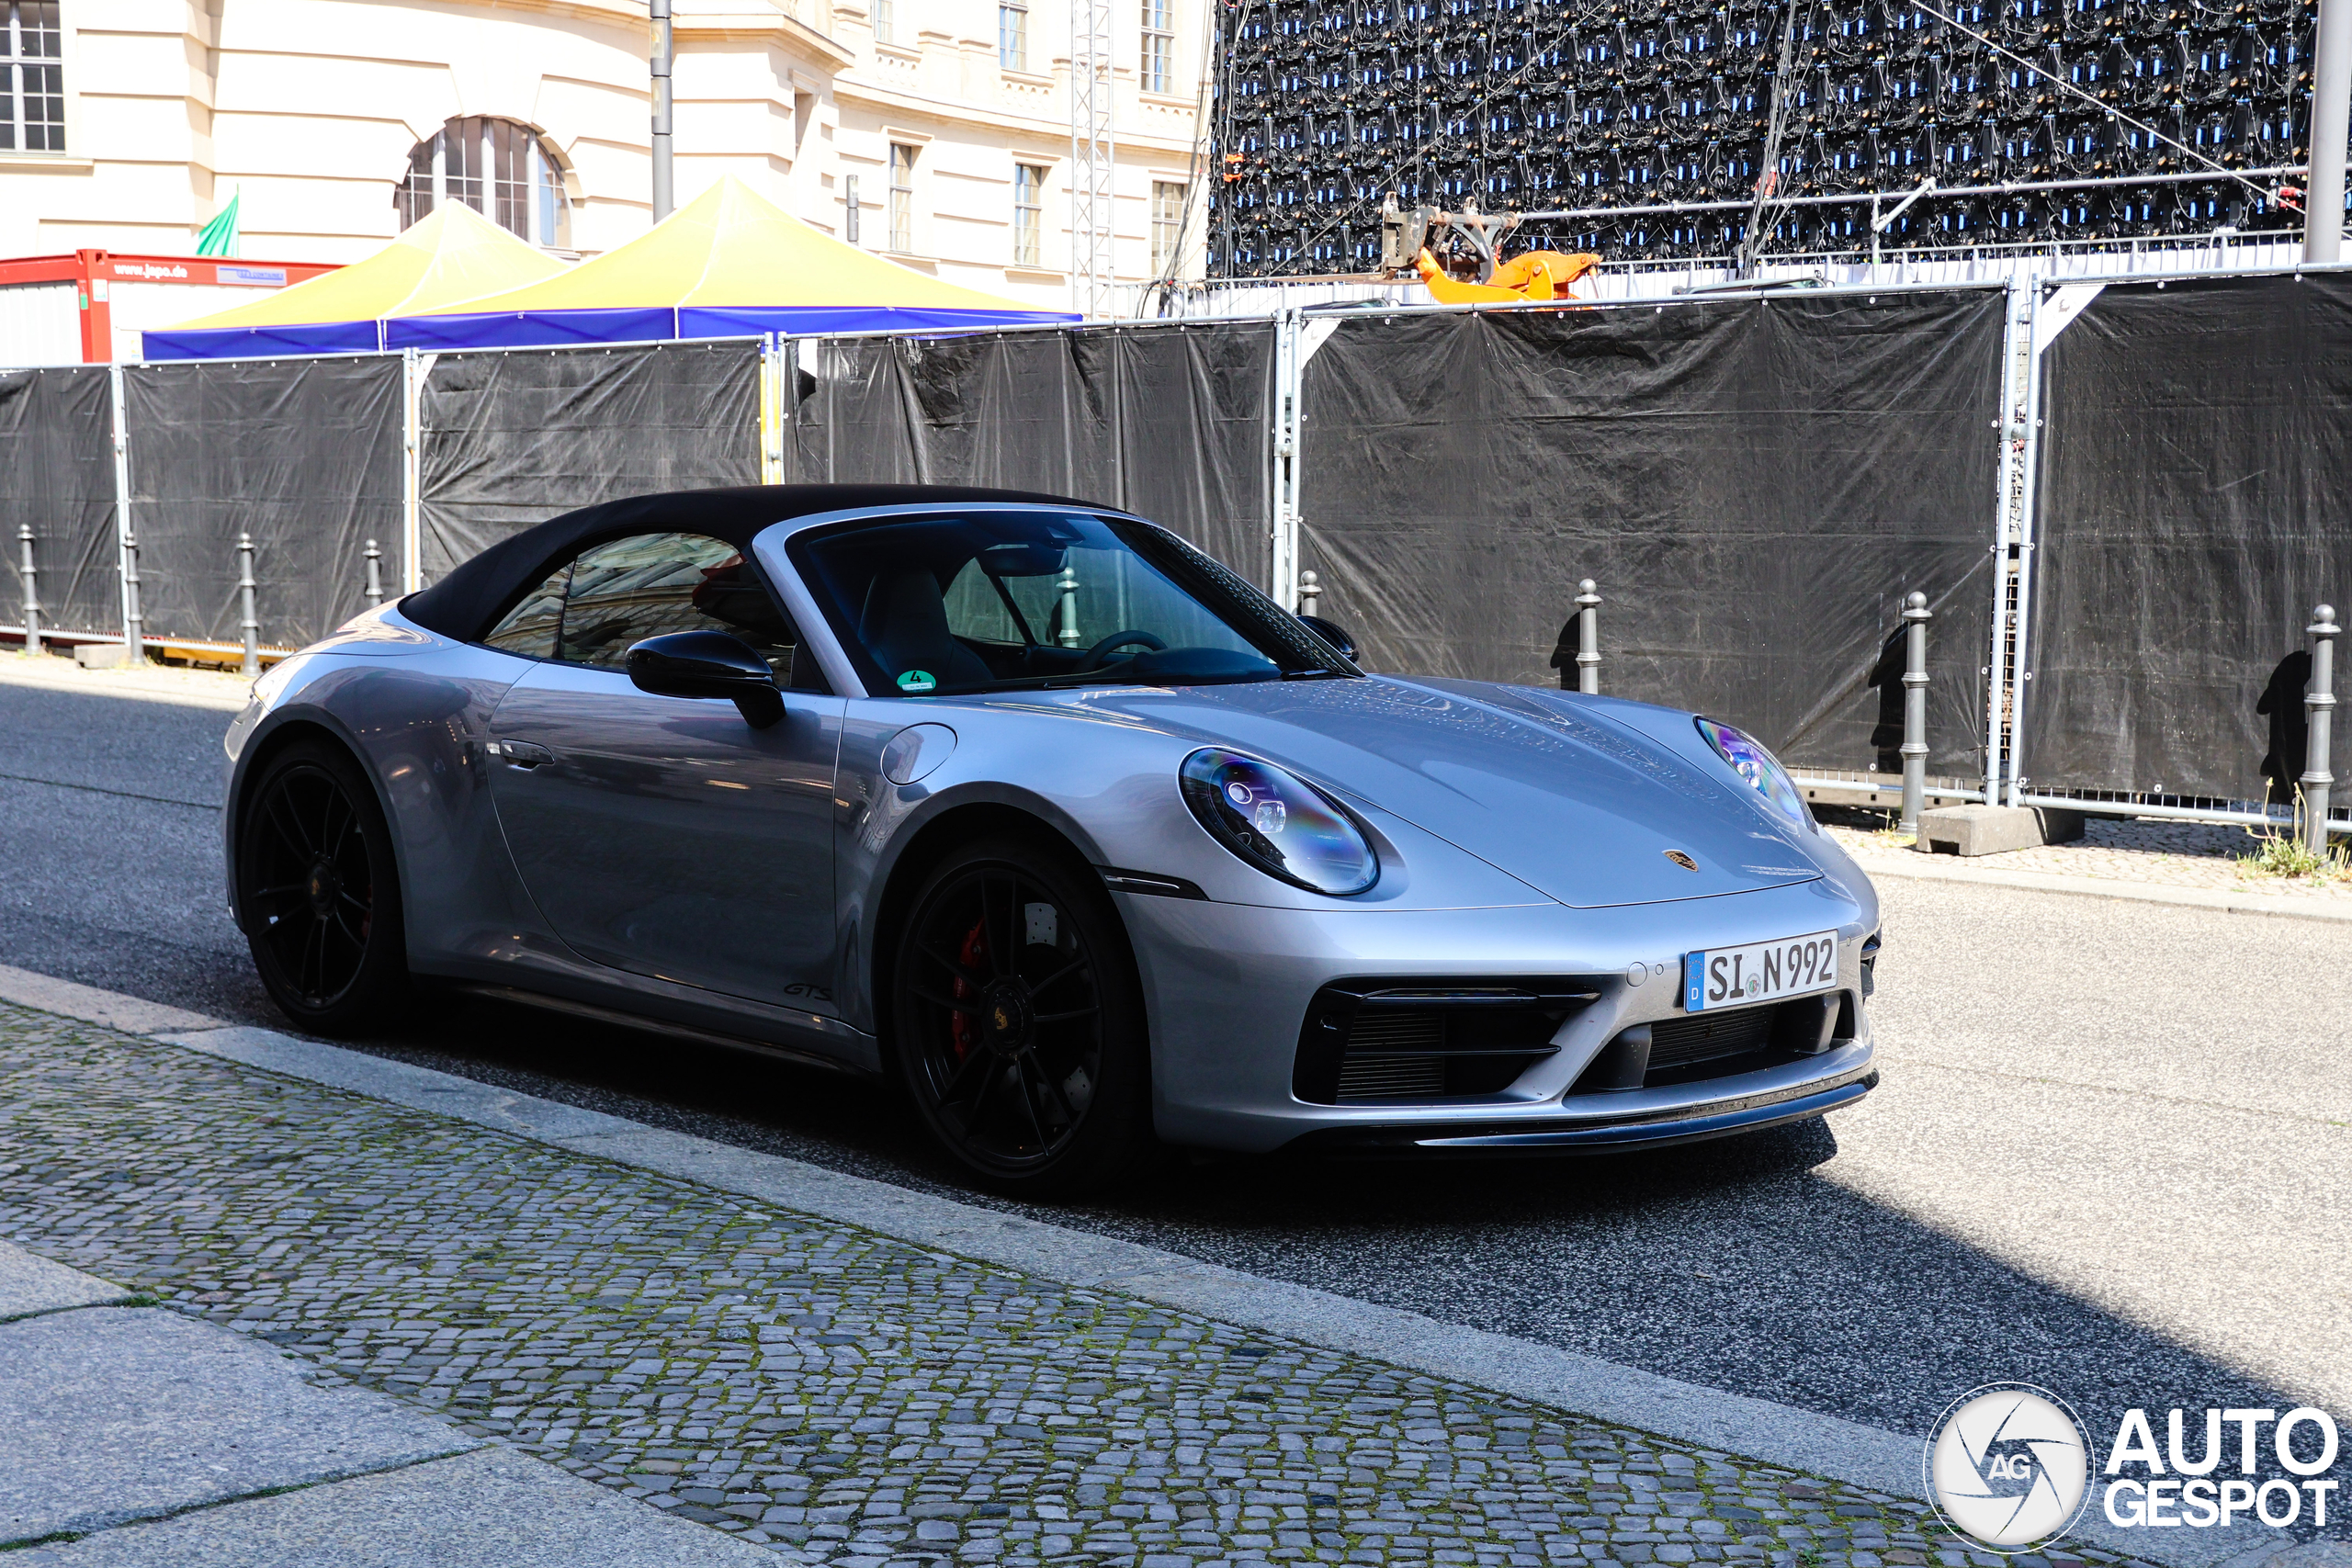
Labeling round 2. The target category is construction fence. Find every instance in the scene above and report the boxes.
[2,266,2346,829]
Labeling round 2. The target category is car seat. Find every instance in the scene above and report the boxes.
[858,569,994,690]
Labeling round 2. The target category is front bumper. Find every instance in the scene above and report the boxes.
[1114,875,1881,1155]
[1283,1060,1879,1156]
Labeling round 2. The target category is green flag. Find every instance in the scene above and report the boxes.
[195,190,240,258]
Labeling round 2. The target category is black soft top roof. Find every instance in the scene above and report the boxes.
[399,484,1094,644]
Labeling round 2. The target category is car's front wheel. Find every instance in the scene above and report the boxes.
[889,837,1156,1196]
[235,738,410,1035]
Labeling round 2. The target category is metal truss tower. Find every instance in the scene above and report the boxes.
[1069,0,1115,317]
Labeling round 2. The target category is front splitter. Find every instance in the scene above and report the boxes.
[1280,1069,1879,1157]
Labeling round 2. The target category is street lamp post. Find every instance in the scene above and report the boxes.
[2308,0,2351,261]
[650,0,674,222]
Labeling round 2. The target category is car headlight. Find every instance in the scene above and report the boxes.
[1179,748,1379,896]
[1695,716,1812,829]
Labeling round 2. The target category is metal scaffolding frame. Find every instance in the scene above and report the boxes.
[1069,0,1116,319]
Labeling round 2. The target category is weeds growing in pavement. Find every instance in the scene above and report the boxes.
[2235,800,2349,882]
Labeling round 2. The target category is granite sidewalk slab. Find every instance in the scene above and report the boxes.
[0,1238,793,1562]
[7,1445,781,1567]
[0,1236,133,1321]
[0,1303,471,1544]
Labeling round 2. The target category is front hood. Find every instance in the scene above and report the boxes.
[1069,676,1824,908]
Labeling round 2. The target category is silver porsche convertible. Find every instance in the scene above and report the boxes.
[223,486,1882,1194]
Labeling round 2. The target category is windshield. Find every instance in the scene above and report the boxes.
[790,511,1356,697]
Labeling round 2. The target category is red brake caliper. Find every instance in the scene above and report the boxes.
[950,918,988,1060]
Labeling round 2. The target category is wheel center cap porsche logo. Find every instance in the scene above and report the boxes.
[981,981,1033,1053]
[306,862,339,913]
[1664,850,1700,872]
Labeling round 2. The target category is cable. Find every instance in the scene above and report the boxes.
[1899,0,2280,202]
[1136,0,1241,314]
[1741,0,1808,271]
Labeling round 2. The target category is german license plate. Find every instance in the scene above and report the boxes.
[1684,931,1838,1012]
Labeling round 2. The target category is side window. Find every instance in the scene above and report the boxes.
[479,532,819,686]
[560,532,801,674]
[482,564,570,659]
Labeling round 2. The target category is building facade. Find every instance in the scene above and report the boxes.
[0,0,1209,322]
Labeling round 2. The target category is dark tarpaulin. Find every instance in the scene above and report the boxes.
[419,341,761,582]
[785,322,1273,588]
[2021,272,2352,804]
[124,357,403,648]
[0,367,118,638]
[1295,294,2005,774]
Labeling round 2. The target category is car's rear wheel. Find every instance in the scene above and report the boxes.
[236,739,410,1035]
[889,837,1156,1196]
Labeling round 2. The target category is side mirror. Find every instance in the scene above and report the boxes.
[626,629,785,728]
[1298,614,1359,662]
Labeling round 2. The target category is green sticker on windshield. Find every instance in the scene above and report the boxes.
[896,669,937,694]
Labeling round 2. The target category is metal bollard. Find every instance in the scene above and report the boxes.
[122,528,143,661]
[236,530,261,678]
[2304,604,2339,858]
[1574,578,1601,694]
[1296,569,1321,617]
[17,524,39,658]
[364,539,384,608]
[1899,591,1932,836]
[1056,565,1081,649]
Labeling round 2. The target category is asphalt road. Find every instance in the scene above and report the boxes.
[2,668,2345,1467]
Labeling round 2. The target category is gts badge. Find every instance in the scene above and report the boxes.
[1663,850,1700,872]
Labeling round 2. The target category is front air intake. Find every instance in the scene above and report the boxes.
[1645,1005,1781,1071]
[1294,979,1601,1105]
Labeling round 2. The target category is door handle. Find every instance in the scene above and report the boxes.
[486,739,555,769]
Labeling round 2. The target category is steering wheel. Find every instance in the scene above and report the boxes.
[1078,630,1166,671]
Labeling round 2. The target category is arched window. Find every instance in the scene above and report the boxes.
[397,117,571,248]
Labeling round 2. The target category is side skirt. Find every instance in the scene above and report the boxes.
[451,983,880,1081]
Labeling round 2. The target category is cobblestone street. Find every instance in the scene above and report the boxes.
[0,1001,2147,1568]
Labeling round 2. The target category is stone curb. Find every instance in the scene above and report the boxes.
[0,971,2229,1568]
[0,965,230,1036]
[1851,854,2352,925]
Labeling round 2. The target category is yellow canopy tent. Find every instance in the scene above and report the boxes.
[144,203,567,360]
[387,175,1075,349]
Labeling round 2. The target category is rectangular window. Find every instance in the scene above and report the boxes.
[1013,164,1045,266]
[2,0,65,153]
[399,140,435,228]
[1140,0,1173,93]
[443,119,481,214]
[999,0,1027,70]
[490,118,529,238]
[843,173,861,245]
[888,143,916,253]
[872,0,892,43]
[1151,180,1186,274]
[531,139,558,247]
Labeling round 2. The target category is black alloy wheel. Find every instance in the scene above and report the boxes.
[890,838,1155,1195]
[236,739,410,1034]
